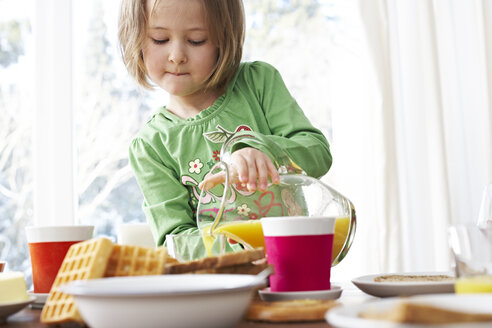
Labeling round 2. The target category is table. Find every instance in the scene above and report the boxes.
[2,283,374,327]
[4,309,331,328]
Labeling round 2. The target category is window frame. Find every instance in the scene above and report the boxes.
[33,0,75,226]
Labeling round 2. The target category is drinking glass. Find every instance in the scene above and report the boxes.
[448,224,492,277]
[26,225,94,293]
[166,233,229,262]
[477,184,492,230]
[449,223,492,293]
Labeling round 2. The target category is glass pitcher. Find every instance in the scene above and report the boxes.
[197,131,356,266]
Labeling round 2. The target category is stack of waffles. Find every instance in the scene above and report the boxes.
[40,237,267,325]
[40,238,170,324]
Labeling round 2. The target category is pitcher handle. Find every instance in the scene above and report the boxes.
[197,161,230,234]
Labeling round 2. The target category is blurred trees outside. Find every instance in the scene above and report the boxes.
[0,18,33,275]
[244,0,334,136]
[74,2,150,238]
[0,20,25,66]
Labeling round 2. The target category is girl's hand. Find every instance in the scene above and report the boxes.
[199,147,280,192]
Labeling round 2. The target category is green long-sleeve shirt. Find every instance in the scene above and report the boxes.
[129,61,332,246]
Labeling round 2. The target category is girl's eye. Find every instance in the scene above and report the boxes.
[152,38,168,45]
[189,40,206,46]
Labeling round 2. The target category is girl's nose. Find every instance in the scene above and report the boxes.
[168,43,186,64]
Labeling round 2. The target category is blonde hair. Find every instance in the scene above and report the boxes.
[118,0,245,90]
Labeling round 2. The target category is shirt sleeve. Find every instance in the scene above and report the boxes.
[242,61,333,178]
[129,137,199,246]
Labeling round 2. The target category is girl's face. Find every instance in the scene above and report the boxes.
[143,0,218,97]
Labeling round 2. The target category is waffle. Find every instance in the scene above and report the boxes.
[41,239,169,325]
[41,237,114,324]
[163,247,265,274]
[104,244,168,277]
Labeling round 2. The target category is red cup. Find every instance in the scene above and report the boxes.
[261,216,335,292]
[26,225,94,293]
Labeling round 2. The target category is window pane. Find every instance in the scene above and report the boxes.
[243,0,336,140]
[0,0,360,289]
[0,1,34,282]
[72,0,155,239]
[72,0,342,241]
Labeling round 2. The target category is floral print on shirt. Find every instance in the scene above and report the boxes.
[188,159,203,174]
[182,124,288,223]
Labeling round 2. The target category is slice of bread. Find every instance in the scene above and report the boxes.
[374,274,454,282]
[193,259,271,275]
[246,299,340,322]
[360,301,492,324]
[163,247,265,274]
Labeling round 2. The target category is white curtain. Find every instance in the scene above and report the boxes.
[330,0,492,279]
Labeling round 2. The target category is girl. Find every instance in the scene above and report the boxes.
[118,0,333,248]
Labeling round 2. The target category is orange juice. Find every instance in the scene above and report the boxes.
[201,220,264,254]
[28,241,83,293]
[214,220,265,248]
[455,275,492,293]
[202,216,351,263]
[332,216,350,262]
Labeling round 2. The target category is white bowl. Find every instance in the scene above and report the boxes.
[60,274,266,328]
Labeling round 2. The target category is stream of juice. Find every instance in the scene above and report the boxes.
[201,220,264,254]
[202,216,351,263]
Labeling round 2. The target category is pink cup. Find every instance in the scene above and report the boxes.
[261,216,335,292]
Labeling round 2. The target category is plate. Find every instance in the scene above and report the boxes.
[326,294,492,328]
[60,274,265,296]
[60,274,266,328]
[0,296,36,321]
[27,291,48,309]
[259,285,342,301]
[352,272,455,297]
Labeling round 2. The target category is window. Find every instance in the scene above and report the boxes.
[0,0,35,282]
[243,0,336,139]
[72,0,151,238]
[2,0,355,286]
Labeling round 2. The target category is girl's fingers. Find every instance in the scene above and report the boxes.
[266,159,280,184]
[233,155,248,184]
[199,169,240,191]
[256,157,269,192]
[245,156,258,192]
[198,172,225,191]
[200,147,280,192]
[232,150,258,192]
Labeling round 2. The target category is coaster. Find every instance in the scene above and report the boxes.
[259,285,342,302]
[27,291,48,309]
